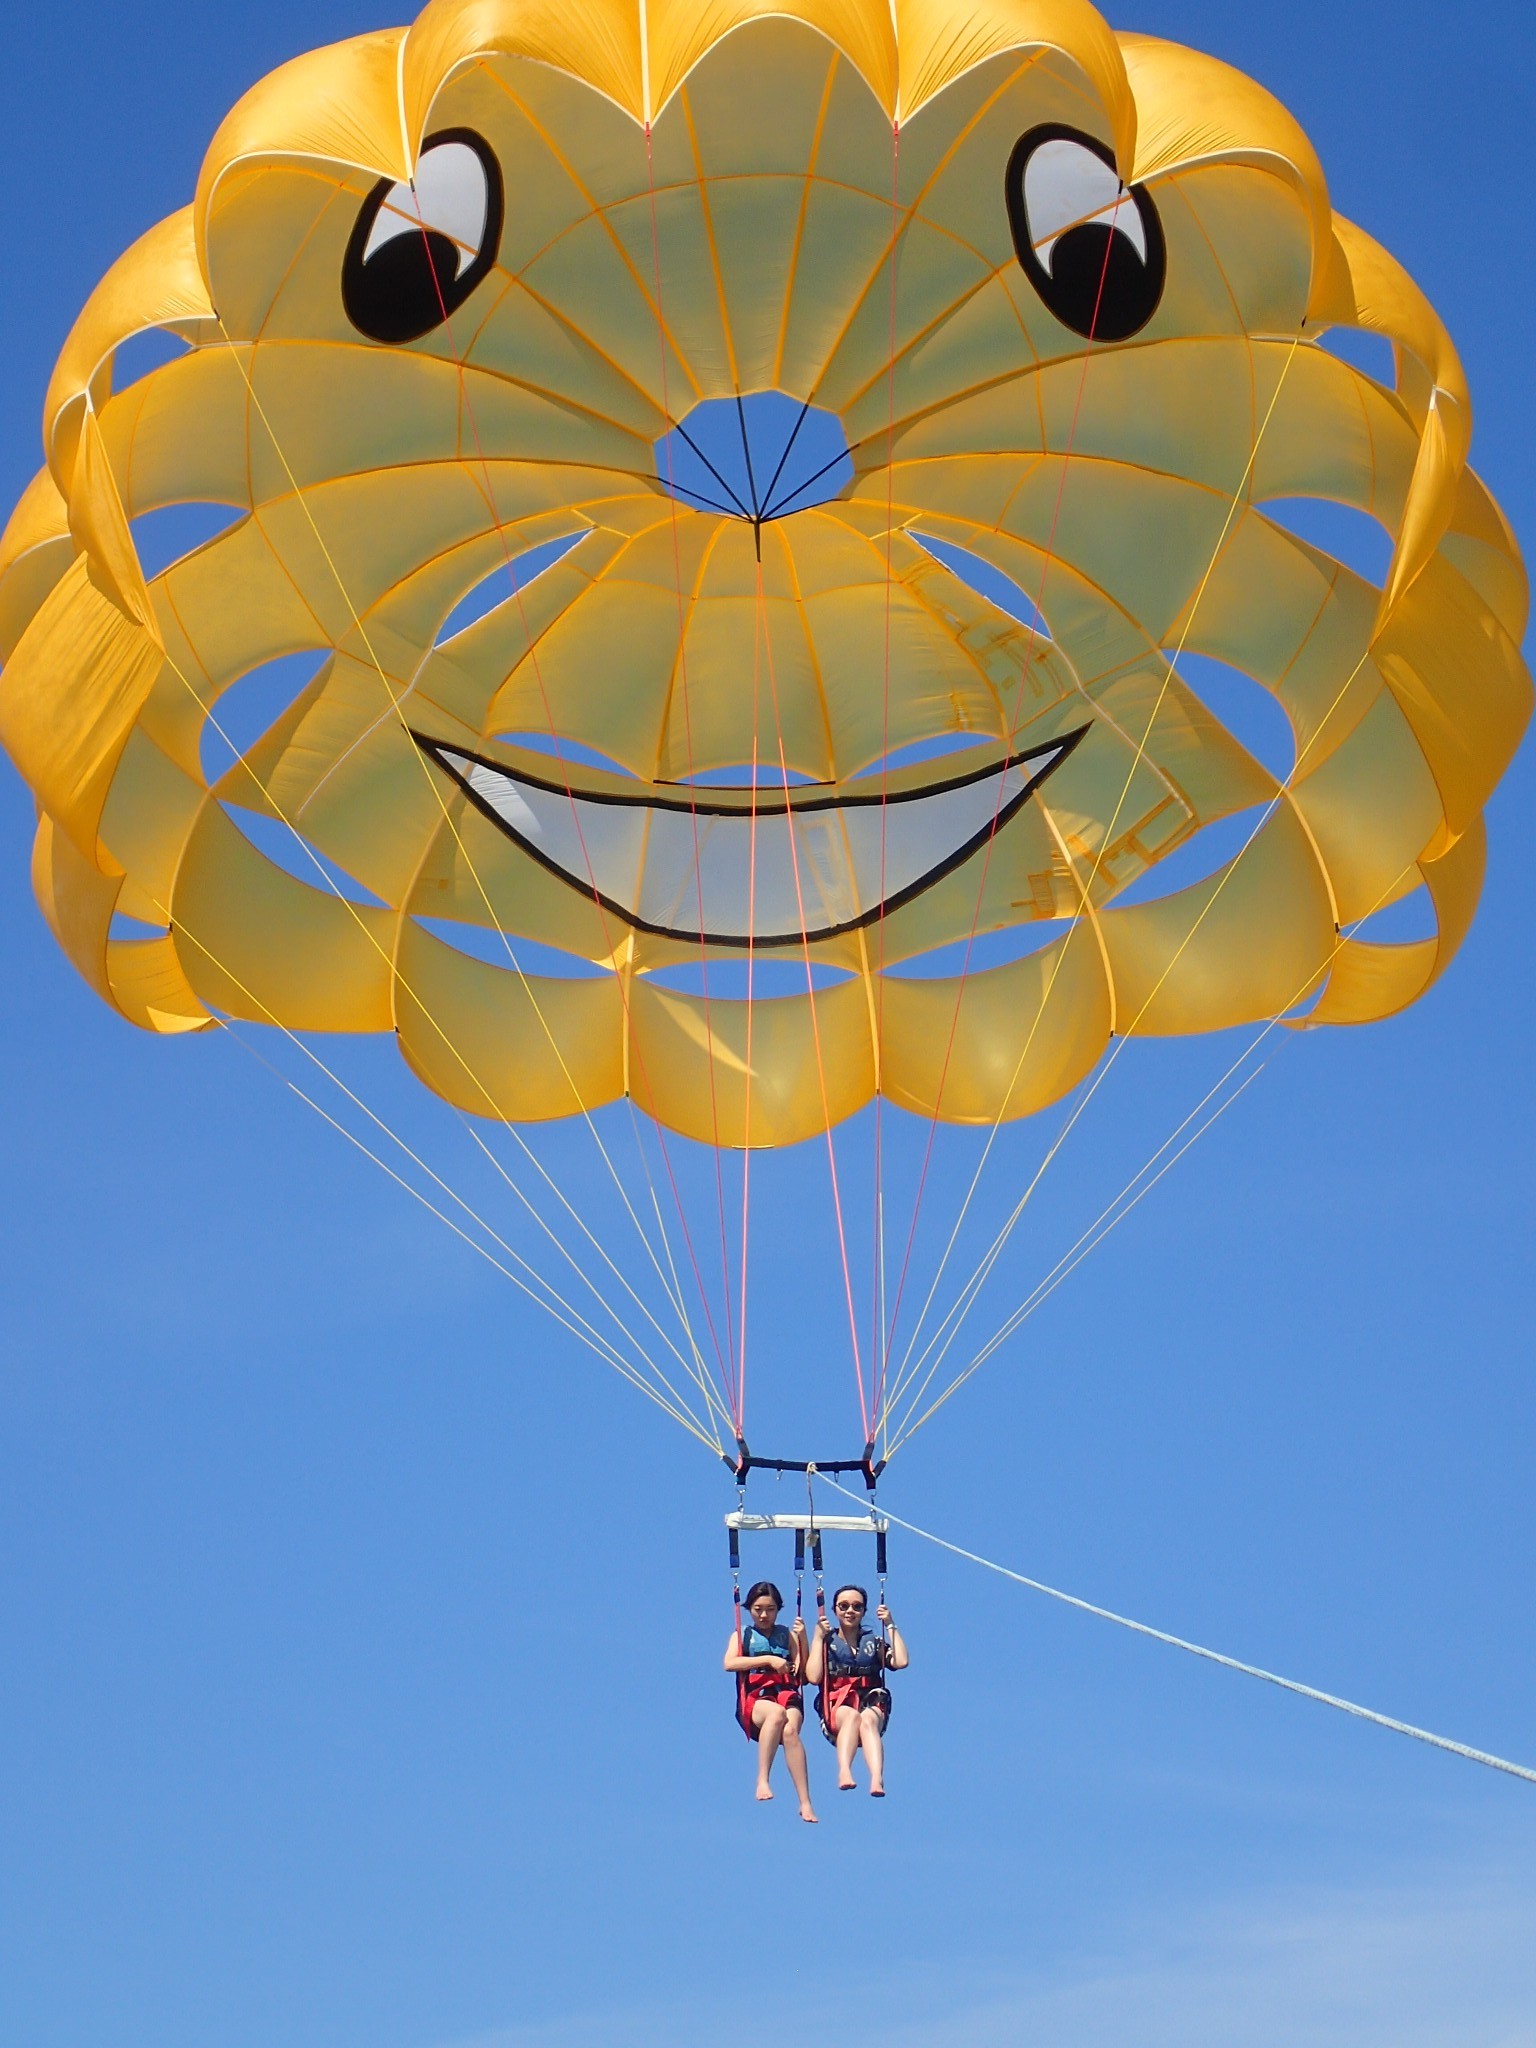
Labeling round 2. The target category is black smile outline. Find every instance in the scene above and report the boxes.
[411,724,1089,949]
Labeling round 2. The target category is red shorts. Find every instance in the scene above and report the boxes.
[816,1675,892,1742]
[736,1671,804,1740]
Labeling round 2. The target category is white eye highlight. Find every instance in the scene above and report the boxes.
[363,139,490,279]
[1023,137,1146,275]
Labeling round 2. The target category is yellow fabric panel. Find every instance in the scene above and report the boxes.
[407,795,630,966]
[404,0,646,132]
[1314,215,1466,418]
[1119,34,1329,274]
[0,468,73,661]
[221,659,445,908]
[31,811,119,1002]
[1310,215,1469,621]
[44,208,213,488]
[105,937,214,1034]
[1248,341,1419,528]
[68,411,158,638]
[1162,163,1312,337]
[1310,815,1485,1027]
[1290,684,1444,923]
[1182,507,1380,770]
[1374,554,1531,838]
[629,972,874,1146]
[97,726,207,915]
[171,800,396,1029]
[33,809,210,1039]
[1,0,1527,1142]
[648,0,896,124]
[0,552,164,862]
[1100,802,1334,1035]
[395,919,626,1118]
[1440,467,1527,645]
[97,346,254,520]
[893,0,1131,143]
[195,31,410,274]
[880,916,1108,1119]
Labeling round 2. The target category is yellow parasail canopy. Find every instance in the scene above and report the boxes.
[1,0,1527,1146]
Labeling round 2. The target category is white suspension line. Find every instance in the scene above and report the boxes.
[889,1057,1267,1451]
[453,1110,736,1442]
[878,342,1309,1422]
[230,1028,721,1450]
[213,323,722,1391]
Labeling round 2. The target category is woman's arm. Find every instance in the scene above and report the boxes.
[878,1606,910,1670]
[723,1632,790,1675]
[789,1616,810,1681]
[804,1617,829,1685]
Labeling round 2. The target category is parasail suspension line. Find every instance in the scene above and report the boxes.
[871,205,1137,1421]
[887,851,1419,1451]
[641,123,743,1431]
[883,643,1391,1450]
[381,191,746,1422]
[818,1479,1536,1788]
[879,335,1311,1430]
[212,986,720,1448]
[207,322,733,1436]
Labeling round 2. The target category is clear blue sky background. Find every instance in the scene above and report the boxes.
[2,3,1534,2044]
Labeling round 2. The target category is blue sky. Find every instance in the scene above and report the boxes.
[3,3,1534,2044]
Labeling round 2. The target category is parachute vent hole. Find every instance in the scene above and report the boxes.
[434,531,586,646]
[130,501,244,581]
[1257,497,1394,588]
[492,732,638,780]
[884,922,1062,981]
[1166,652,1295,782]
[219,804,388,907]
[1318,327,1397,386]
[912,533,1050,637]
[654,392,852,524]
[1348,884,1436,946]
[111,327,191,392]
[108,911,170,943]
[200,651,327,788]
[410,918,611,978]
[645,958,854,999]
[863,733,995,778]
[672,761,821,789]
[1108,804,1270,910]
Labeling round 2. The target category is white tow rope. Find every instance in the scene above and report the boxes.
[819,1477,1536,1786]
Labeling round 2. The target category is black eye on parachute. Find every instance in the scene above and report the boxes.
[1005,124,1165,343]
[342,129,504,345]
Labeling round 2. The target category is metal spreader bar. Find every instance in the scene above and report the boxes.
[727,1511,888,1534]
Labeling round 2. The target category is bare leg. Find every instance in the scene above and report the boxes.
[834,1705,860,1789]
[752,1701,787,1798]
[860,1706,886,1796]
[780,1708,818,1822]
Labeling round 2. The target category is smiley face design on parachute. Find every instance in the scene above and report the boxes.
[0,0,1526,1145]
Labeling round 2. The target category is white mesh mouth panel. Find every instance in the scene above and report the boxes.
[423,736,1081,947]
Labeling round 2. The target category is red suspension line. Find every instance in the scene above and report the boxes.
[875,200,1129,1421]
[409,180,740,1423]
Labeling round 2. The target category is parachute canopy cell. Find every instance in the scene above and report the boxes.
[0,0,1527,1146]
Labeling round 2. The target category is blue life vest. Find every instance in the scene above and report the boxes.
[741,1621,791,1661]
[826,1627,884,1680]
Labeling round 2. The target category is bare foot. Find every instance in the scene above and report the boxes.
[755,1784,774,1801]
[838,1776,856,1791]
[869,1784,886,1797]
[799,1803,819,1823]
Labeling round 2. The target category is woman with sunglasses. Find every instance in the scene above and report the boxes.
[806,1585,909,1795]
[723,1580,818,1821]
